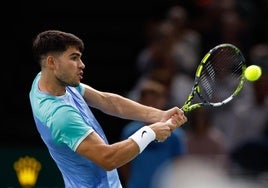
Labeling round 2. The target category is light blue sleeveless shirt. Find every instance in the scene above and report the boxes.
[29,72,122,188]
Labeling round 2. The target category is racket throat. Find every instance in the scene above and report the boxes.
[182,104,202,112]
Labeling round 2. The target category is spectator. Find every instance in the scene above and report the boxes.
[119,78,186,188]
[212,43,268,151]
[230,43,268,180]
[185,108,228,168]
[165,5,202,75]
[151,156,262,188]
[135,20,177,78]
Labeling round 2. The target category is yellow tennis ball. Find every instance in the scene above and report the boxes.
[244,65,262,81]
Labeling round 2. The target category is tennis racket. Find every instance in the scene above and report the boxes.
[181,43,247,113]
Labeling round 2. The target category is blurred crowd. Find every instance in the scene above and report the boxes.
[119,0,268,187]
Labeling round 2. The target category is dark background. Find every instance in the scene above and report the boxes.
[1,0,267,186]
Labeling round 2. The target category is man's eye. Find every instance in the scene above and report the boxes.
[71,56,79,61]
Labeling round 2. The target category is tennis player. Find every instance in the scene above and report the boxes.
[29,30,187,188]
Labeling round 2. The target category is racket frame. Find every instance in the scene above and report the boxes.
[181,43,247,112]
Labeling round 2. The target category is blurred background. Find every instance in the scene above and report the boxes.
[1,0,267,187]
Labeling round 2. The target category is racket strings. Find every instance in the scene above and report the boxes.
[199,47,244,103]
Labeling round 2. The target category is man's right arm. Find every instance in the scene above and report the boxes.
[76,121,175,171]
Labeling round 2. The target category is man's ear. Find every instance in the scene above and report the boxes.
[46,56,55,67]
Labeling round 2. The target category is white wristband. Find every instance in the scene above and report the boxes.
[129,126,156,153]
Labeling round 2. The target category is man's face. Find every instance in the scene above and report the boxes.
[52,46,85,87]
